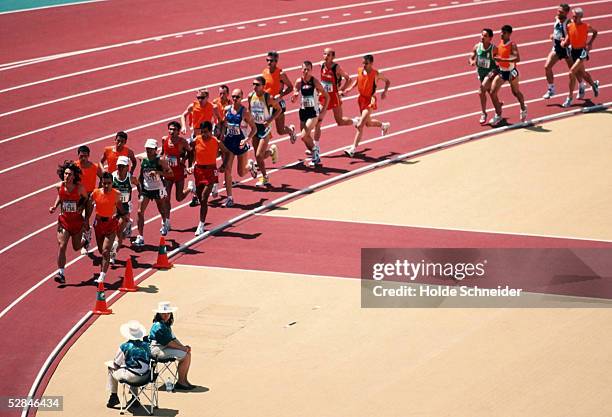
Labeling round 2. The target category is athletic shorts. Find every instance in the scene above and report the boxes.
[299,107,318,123]
[553,42,570,60]
[254,123,271,139]
[120,201,132,215]
[194,165,218,186]
[94,216,118,237]
[58,213,84,235]
[320,92,341,110]
[140,187,167,200]
[358,95,377,112]
[166,165,186,182]
[571,48,589,62]
[499,68,519,82]
[278,99,286,113]
[478,68,498,82]
[224,134,249,156]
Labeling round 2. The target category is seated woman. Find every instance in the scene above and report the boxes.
[149,301,194,390]
[106,320,151,408]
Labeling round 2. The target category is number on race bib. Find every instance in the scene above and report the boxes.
[477,57,490,69]
[167,156,178,167]
[227,125,241,136]
[302,96,316,108]
[62,201,77,213]
[321,80,333,92]
[120,192,130,203]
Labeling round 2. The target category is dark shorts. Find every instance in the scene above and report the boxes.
[194,165,219,186]
[278,99,286,113]
[140,188,167,200]
[58,213,84,235]
[553,42,570,60]
[571,48,589,62]
[478,68,498,82]
[120,202,131,214]
[224,134,249,156]
[499,68,519,82]
[94,216,118,237]
[299,107,318,123]
[254,123,271,139]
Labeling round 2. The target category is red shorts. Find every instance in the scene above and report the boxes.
[194,165,218,186]
[168,165,186,182]
[358,95,377,112]
[58,213,84,235]
[321,92,341,110]
[94,216,118,237]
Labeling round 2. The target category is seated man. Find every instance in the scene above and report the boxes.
[106,320,151,408]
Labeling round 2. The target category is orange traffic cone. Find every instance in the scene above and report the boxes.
[92,281,112,315]
[119,259,137,292]
[153,237,173,269]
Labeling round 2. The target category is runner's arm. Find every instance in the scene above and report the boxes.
[377,72,391,100]
[469,44,478,66]
[128,149,138,175]
[180,104,193,134]
[587,25,598,50]
[336,65,352,94]
[314,78,330,119]
[243,110,257,143]
[266,96,282,125]
[114,191,126,217]
[343,76,358,96]
[80,185,93,225]
[291,78,302,103]
[96,162,104,179]
[49,187,61,213]
[279,71,294,99]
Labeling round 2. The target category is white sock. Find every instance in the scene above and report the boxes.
[59,268,65,275]
[98,272,106,282]
[548,83,554,89]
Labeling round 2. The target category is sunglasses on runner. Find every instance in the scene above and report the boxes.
[197,95,207,99]
[231,95,241,99]
[252,82,262,86]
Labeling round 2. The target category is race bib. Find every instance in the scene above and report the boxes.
[302,96,316,108]
[477,56,490,69]
[252,108,266,124]
[167,156,178,167]
[120,192,130,203]
[227,124,241,136]
[321,80,334,92]
[62,201,77,213]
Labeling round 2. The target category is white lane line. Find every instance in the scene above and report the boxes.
[0,0,106,15]
[0,0,397,70]
[385,8,394,11]
[300,18,309,21]
[0,183,56,210]
[343,12,351,16]
[407,5,416,9]
[196,32,203,35]
[237,26,246,29]
[175,34,183,38]
[364,10,373,14]
[2,68,610,255]
[321,15,330,19]
[257,23,267,26]
[0,0,512,93]
[216,28,224,32]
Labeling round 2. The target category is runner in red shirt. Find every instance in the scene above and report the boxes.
[100,131,137,174]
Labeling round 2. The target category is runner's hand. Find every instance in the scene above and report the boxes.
[290,92,298,103]
[240,139,248,147]
[186,167,194,174]
[180,126,187,135]
[381,91,387,100]
[49,206,56,213]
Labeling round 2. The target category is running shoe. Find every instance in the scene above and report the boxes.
[520,106,528,123]
[223,196,234,208]
[479,113,487,124]
[189,195,200,207]
[577,83,586,99]
[543,87,555,99]
[110,241,119,265]
[53,272,66,284]
[256,176,270,187]
[562,97,573,108]
[247,159,258,178]
[270,144,279,164]
[95,275,104,284]
[344,148,355,158]
[593,80,600,97]
[351,117,360,127]
[304,149,312,156]
[80,228,91,254]
[489,114,503,126]
[308,146,321,167]
[160,222,168,236]
[195,222,206,236]
[187,180,195,193]
[133,235,145,247]
[106,393,120,409]
[211,183,218,198]
[381,122,391,136]
[289,124,297,144]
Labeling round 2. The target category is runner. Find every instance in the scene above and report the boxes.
[543,3,585,99]
[134,139,172,246]
[489,25,528,126]
[91,172,125,283]
[75,145,103,254]
[221,88,256,207]
[248,76,282,187]
[110,156,139,265]
[212,85,231,138]
[262,51,297,142]
[186,122,221,236]
[49,161,89,284]
[561,7,599,107]
[469,28,500,124]
[290,61,329,167]
[343,54,391,157]
[101,131,137,174]
[161,121,192,233]
[312,48,353,153]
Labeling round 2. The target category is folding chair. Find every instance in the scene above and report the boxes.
[152,356,178,390]
[118,359,159,415]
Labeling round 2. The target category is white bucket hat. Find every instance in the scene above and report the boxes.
[153,301,178,314]
[144,138,158,149]
[120,320,147,340]
[117,156,130,166]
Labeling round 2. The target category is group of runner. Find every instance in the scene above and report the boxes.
[470,4,599,125]
[50,48,392,284]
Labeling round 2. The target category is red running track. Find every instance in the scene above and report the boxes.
[0,0,611,415]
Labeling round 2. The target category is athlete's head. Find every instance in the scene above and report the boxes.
[115,131,128,150]
[199,121,213,136]
[500,25,512,41]
[58,160,82,184]
[144,138,158,158]
[167,121,181,136]
[116,156,129,176]
[101,172,113,191]
[77,145,91,162]
[196,88,209,102]
[481,28,494,43]
[267,51,279,66]
[558,3,570,19]
[231,89,243,103]
[572,7,583,20]
[323,48,335,63]
[362,54,374,69]
[252,76,266,94]
[219,84,230,98]
[302,60,313,78]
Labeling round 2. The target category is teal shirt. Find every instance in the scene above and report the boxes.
[119,340,151,371]
[149,321,174,346]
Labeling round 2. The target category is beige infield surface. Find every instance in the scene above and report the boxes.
[44,113,612,417]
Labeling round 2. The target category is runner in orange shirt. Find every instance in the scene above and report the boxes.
[212,85,231,138]
[186,121,226,236]
[161,121,192,232]
[75,145,103,254]
[101,131,138,174]
[343,54,391,157]
[91,172,125,283]
[262,51,297,142]
[560,7,599,107]
[489,25,528,126]
[49,161,89,284]
[180,88,221,140]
